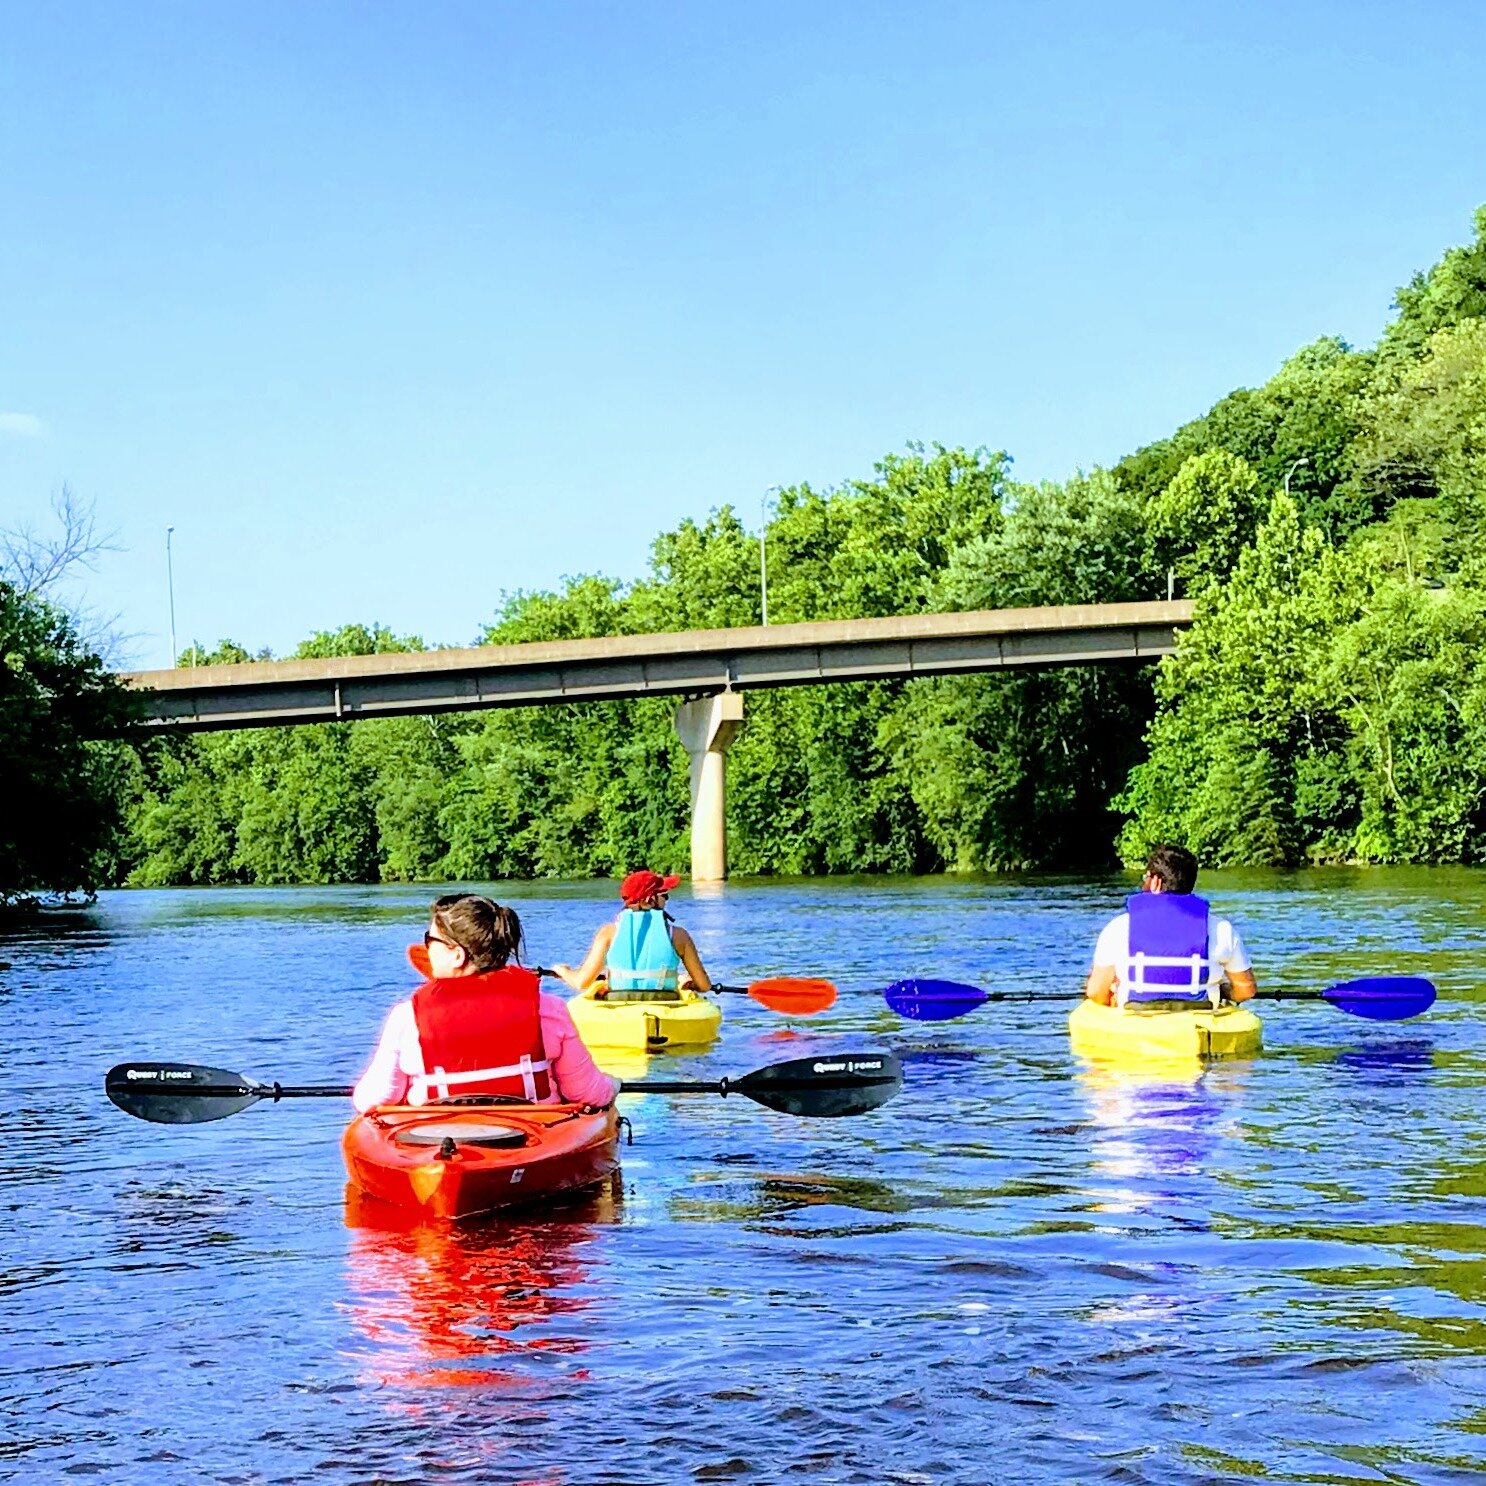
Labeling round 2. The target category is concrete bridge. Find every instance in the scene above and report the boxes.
[124,600,1193,881]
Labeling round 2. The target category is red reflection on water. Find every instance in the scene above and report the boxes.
[342,1177,620,1392]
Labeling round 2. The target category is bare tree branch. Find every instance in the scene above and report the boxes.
[1,486,129,661]
[0,484,120,595]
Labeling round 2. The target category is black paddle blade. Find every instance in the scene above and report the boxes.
[733,1050,903,1117]
[105,1062,266,1124]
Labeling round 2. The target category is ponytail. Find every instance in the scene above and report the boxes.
[430,893,526,972]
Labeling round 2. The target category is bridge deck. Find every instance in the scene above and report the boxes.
[124,600,1194,731]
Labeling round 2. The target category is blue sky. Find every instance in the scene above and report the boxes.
[3,2,1484,668]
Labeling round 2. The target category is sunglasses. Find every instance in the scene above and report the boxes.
[423,930,459,951]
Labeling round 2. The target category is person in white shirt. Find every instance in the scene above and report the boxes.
[1084,843,1258,1007]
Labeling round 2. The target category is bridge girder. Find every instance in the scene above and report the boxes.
[123,601,1193,734]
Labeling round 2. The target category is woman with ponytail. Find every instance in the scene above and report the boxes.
[352,894,618,1112]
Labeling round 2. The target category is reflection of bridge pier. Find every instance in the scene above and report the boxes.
[674,692,744,881]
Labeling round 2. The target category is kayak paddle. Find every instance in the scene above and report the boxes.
[105,1062,348,1124]
[541,968,836,1016]
[104,1049,902,1124]
[1258,975,1437,1021]
[405,944,835,1015]
[620,1049,900,1117]
[706,978,837,1014]
[882,975,1438,1023]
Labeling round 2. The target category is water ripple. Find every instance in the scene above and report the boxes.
[4,871,1486,1481]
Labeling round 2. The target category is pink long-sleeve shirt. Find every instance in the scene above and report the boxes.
[352,992,619,1113]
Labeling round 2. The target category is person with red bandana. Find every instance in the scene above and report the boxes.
[352,893,618,1113]
[551,869,712,997]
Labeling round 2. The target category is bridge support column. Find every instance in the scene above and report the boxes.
[673,692,745,883]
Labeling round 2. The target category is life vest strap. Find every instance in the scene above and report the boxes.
[606,969,682,991]
[411,1054,552,1105]
[1116,951,1220,1008]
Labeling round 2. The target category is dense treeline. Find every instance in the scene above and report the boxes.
[1,581,137,905]
[9,208,1486,893]
[1,490,141,906]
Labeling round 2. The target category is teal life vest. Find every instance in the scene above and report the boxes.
[604,908,682,997]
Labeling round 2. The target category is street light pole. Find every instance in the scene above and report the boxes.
[760,489,776,626]
[166,526,177,667]
[1283,457,1309,498]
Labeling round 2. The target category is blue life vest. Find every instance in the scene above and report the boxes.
[605,908,682,994]
[1119,892,1216,1005]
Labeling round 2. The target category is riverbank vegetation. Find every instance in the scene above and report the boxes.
[8,209,1486,889]
[1,494,139,908]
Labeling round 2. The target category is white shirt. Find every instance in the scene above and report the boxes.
[1092,911,1251,993]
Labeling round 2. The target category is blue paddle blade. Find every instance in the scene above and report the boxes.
[1323,976,1437,1021]
[882,978,990,1022]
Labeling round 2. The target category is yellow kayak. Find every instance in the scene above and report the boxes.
[567,985,722,1050]
[1068,999,1263,1062]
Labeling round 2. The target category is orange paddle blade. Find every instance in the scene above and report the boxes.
[747,977,837,1015]
[406,943,432,978]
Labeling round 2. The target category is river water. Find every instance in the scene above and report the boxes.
[4,870,1486,1484]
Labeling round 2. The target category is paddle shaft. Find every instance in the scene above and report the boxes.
[538,965,722,993]
[929,988,1406,1006]
[994,989,1355,1005]
[122,1081,352,1101]
[929,988,1269,1008]
[543,975,759,998]
[620,1078,725,1094]
[995,991,1263,1005]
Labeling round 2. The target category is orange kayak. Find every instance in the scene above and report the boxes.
[342,1103,620,1221]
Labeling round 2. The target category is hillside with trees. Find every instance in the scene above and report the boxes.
[8,208,1485,893]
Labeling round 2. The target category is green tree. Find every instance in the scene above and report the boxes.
[128,623,432,886]
[1,583,138,901]
[1114,337,1374,539]
[1117,494,1362,866]
[943,468,1152,610]
[1146,450,1269,594]
[1327,583,1486,863]
[1382,204,1486,357]
[1350,319,1486,565]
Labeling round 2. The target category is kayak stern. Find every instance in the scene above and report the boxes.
[1068,998,1263,1063]
[342,1103,620,1221]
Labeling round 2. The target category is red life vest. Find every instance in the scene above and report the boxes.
[408,967,552,1105]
